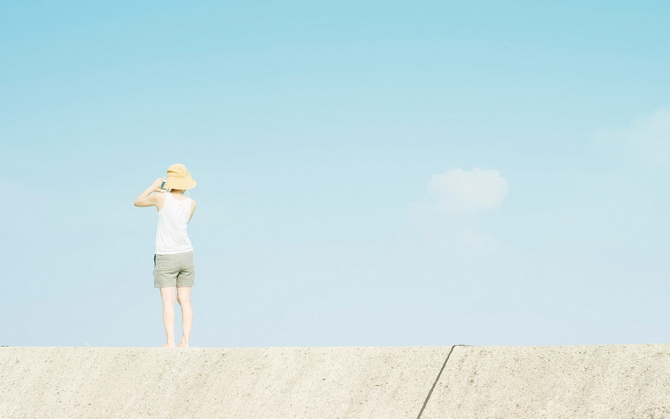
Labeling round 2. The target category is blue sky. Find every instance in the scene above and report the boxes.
[2,1,670,347]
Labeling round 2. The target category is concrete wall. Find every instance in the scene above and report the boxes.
[2,344,670,418]
[422,344,670,418]
[0,346,448,418]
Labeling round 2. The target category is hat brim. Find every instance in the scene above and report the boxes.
[164,178,197,190]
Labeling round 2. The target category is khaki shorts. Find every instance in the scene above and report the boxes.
[153,251,195,288]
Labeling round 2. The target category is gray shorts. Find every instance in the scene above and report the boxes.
[153,251,195,288]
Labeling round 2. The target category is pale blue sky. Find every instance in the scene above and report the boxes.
[2,1,670,347]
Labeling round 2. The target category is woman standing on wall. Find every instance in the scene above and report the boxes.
[134,164,197,347]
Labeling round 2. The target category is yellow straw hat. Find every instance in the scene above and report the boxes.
[164,163,197,190]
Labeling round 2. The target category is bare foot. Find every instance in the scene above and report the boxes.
[162,343,176,348]
[178,340,189,348]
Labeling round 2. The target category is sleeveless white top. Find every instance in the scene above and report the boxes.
[155,192,194,254]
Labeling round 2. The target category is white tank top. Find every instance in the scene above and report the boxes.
[155,192,194,254]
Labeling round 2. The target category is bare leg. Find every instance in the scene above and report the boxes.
[160,287,176,347]
[177,287,193,347]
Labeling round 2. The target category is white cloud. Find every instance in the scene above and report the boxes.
[596,107,670,165]
[406,168,509,251]
[427,168,509,213]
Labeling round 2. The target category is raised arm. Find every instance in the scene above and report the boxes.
[134,178,165,208]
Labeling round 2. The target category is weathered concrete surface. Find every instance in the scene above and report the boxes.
[3,344,670,418]
[0,346,450,419]
[422,344,670,418]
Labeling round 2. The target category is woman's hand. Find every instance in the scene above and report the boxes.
[151,178,165,192]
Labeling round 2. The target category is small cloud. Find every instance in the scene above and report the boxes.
[427,168,509,214]
[596,107,670,165]
[407,168,509,251]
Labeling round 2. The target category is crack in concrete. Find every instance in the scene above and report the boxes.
[416,345,465,419]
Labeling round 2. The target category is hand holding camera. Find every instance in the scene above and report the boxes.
[152,178,167,192]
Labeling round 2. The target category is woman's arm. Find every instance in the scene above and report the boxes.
[134,178,164,207]
[188,199,197,222]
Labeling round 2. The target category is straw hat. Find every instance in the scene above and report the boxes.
[164,163,197,190]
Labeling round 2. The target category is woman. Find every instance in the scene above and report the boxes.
[134,164,197,348]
